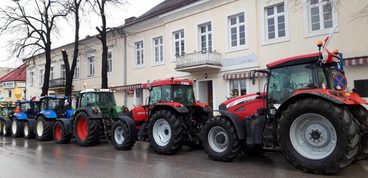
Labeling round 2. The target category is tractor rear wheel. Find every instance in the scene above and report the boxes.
[148,110,184,155]
[36,117,54,141]
[24,121,35,139]
[11,120,24,138]
[348,106,368,159]
[0,121,3,136]
[54,121,71,144]
[279,98,360,174]
[74,112,101,146]
[201,116,241,162]
[112,120,135,150]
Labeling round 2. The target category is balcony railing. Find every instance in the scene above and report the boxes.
[175,51,222,72]
[49,78,66,88]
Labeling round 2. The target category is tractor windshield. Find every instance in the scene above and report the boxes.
[80,92,116,108]
[19,103,31,112]
[316,65,340,90]
[150,85,195,106]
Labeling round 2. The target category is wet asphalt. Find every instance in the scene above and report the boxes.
[0,137,367,178]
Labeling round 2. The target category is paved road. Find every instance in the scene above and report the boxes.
[0,137,367,178]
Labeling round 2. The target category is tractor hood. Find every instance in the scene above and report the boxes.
[220,93,266,111]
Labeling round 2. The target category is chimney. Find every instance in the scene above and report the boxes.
[125,16,137,24]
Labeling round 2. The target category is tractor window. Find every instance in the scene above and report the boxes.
[161,86,171,102]
[150,86,162,104]
[20,103,31,112]
[80,93,96,107]
[96,92,116,107]
[172,85,194,106]
[268,64,315,105]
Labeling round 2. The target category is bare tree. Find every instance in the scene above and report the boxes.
[0,0,67,96]
[62,0,83,96]
[89,0,127,89]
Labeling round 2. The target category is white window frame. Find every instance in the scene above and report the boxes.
[198,22,213,52]
[73,59,80,79]
[30,71,34,86]
[228,13,247,51]
[87,55,96,77]
[152,36,164,65]
[107,50,113,73]
[261,0,289,45]
[60,64,66,78]
[50,66,54,80]
[39,69,44,85]
[229,79,247,97]
[303,0,338,38]
[173,29,185,59]
[134,41,144,68]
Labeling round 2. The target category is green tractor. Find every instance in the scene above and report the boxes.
[54,89,136,149]
[0,102,16,136]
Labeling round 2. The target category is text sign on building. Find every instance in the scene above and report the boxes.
[3,81,15,89]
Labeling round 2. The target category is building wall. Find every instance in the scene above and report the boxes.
[0,81,26,101]
[26,34,127,105]
[123,0,368,109]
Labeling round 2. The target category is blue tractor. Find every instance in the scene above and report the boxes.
[10,100,41,138]
[34,96,74,141]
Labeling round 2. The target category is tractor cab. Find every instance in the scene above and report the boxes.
[78,89,120,119]
[0,102,15,120]
[40,96,73,118]
[14,100,41,119]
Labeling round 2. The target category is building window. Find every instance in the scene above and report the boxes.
[153,36,164,64]
[230,79,247,97]
[135,41,144,67]
[228,13,246,48]
[39,69,44,85]
[61,64,66,78]
[8,90,12,98]
[74,59,79,79]
[30,72,34,86]
[308,0,334,32]
[354,80,368,97]
[198,22,212,52]
[87,56,95,77]
[173,30,185,57]
[108,51,113,73]
[265,3,286,40]
[50,66,54,80]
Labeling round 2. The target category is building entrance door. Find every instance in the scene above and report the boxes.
[198,80,213,108]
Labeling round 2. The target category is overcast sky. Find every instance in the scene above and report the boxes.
[0,0,165,68]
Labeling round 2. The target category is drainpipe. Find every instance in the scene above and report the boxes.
[123,30,128,106]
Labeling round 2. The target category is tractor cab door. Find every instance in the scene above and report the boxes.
[267,63,317,112]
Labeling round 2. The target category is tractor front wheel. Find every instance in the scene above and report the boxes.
[2,121,11,137]
[74,112,101,146]
[112,120,135,150]
[201,116,241,162]
[11,120,24,138]
[0,120,3,136]
[148,110,184,155]
[54,121,71,144]
[279,98,360,174]
[24,121,35,139]
[36,117,53,141]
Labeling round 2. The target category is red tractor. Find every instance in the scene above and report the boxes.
[113,79,212,154]
[201,33,368,174]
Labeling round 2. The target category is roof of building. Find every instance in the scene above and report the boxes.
[125,0,199,26]
[0,64,26,82]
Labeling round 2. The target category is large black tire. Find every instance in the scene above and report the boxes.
[148,110,184,155]
[11,119,24,138]
[348,106,368,159]
[24,121,35,139]
[279,98,360,174]
[2,121,11,137]
[112,119,136,150]
[54,121,71,144]
[188,113,209,149]
[0,120,3,136]
[74,112,101,146]
[36,117,54,141]
[201,116,241,162]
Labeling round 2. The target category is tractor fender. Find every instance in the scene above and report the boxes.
[39,110,58,119]
[275,92,345,118]
[74,108,102,119]
[14,112,29,120]
[150,104,189,117]
[117,116,138,140]
[218,110,246,140]
[65,109,75,119]
[57,118,73,135]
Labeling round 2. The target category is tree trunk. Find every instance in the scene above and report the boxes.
[41,43,52,96]
[100,1,108,89]
[62,50,73,96]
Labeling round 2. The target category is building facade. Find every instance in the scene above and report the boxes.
[25,0,368,108]
[25,33,127,104]
[122,0,368,109]
[0,64,26,101]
